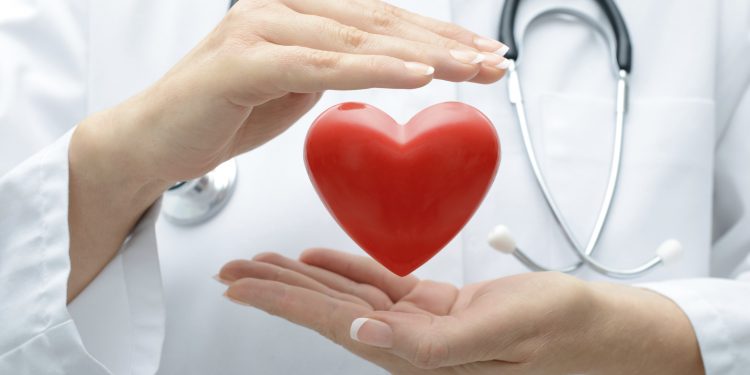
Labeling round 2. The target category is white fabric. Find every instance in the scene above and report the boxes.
[0,128,165,374]
[0,132,108,374]
[641,79,750,374]
[67,201,165,375]
[1,0,749,374]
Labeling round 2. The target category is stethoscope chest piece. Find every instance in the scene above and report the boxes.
[162,159,238,226]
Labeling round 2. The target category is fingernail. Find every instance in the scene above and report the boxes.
[449,49,485,64]
[496,58,511,70]
[223,291,252,306]
[496,45,510,56]
[481,52,504,66]
[350,318,393,348]
[213,274,231,285]
[474,36,506,52]
[404,61,435,76]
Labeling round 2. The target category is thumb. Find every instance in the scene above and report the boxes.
[230,92,322,156]
[349,311,491,370]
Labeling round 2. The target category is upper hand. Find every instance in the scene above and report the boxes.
[218,249,704,375]
[76,0,510,187]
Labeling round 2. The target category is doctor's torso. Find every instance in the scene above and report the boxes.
[5,0,718,374]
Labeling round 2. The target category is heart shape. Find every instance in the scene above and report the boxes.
[305,102,500,276]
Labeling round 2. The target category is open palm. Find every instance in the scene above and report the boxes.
[219,249,592,374]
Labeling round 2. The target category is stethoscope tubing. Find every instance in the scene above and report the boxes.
[494,1,676,277]
[499,0,632,72]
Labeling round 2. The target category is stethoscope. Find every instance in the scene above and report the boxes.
[486,0,683,278]
[163,0,683,277]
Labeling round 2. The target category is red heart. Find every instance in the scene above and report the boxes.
[305,102,500,276]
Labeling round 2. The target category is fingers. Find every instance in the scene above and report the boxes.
[351,311,511,370]
[300,248,419,302]
[255,10,484,82]
[252,252,394,310]
[279,0,509,83]
[284,0,474,52]
[225,278,370,344]
[219,259,373,308]
[226,277,519,374]
[242,43,435,96]
[224,278,409,370]
[359,0,505,53]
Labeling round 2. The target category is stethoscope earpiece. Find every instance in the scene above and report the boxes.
[487,225,517,254]
[655,239,683,265]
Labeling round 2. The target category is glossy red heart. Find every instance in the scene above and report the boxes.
[305,102,500,276]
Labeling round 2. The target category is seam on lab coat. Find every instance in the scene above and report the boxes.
[0,320,110,374]
[38,129,58,331]
[0,319,69,363]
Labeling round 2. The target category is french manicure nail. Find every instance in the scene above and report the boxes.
[449,49,485,64]
[350,318,393,348]
[404,61,435,76]
[474,36,506,52]
[481,52,504,66]
[223,292,252,306]
[496,45,510,56]
[496,58,511,70]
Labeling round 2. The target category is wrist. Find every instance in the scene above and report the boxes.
[71,107,171,207]
[586,282,704,375]
[67,107,170,302]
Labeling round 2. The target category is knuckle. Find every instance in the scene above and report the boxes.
[217,1,284,47]
[369,7,394,29]
[229,0,277,25]
[272,267,288,282]
[304,50,339,70]
[265,284,288,317]
[338,25,368,49]
[412,335,449,369]
[315,301,344,343]
[363,56,386,76]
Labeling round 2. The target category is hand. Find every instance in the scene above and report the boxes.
[76,0,510,186]
[219,249,704,375]
[67,0,510,301]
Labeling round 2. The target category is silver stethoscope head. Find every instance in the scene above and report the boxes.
[162,159,238,226]
[489,4,682,278]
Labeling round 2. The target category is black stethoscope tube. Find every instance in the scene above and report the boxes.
[498,0,632,72]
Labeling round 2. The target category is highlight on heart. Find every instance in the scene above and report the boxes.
[304,102,501,276]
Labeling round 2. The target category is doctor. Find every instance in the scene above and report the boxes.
[1,0,749,374]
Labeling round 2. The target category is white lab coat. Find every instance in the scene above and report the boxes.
[1,0,749,374]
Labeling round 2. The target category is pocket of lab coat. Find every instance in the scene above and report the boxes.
[537,93,716,279]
